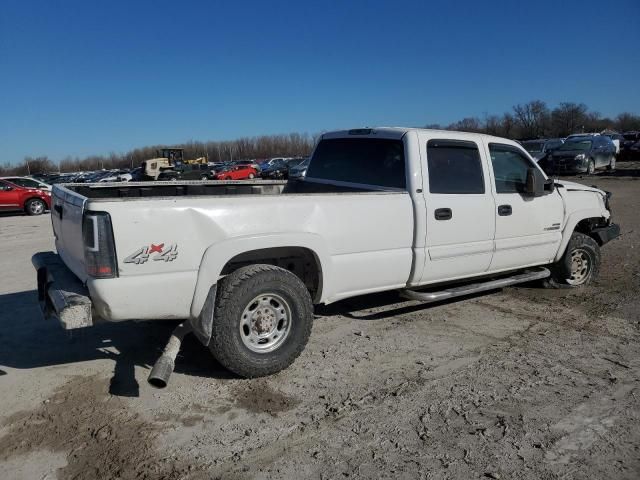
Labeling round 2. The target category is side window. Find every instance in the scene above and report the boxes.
[546,140,561,151]
[489,143,537,194]
[0,181,11,191]
[426,140,485,194]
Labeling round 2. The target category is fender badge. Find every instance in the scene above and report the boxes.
[124,243,178,264]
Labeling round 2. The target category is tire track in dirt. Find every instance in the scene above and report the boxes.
[0,374,207,480]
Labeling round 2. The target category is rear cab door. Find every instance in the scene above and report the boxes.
[483,140,563,272]
[416,132,496,284]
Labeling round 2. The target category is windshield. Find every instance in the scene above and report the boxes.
[559,140,592,151]
[523,142,544,153]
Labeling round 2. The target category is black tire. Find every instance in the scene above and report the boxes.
[607,156,616,171]
[209,264,313,378]
[248,173,255,179]
[25,198,46,216]
[549,232,600,287]
[587,159,595,175]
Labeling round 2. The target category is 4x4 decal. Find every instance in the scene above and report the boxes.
[124,243,178,264]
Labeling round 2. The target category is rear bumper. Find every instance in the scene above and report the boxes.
[32,251,93,329]
[592,223,620,246]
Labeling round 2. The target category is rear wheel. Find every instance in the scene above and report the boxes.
[209,265,313,378]
[248,173,255,179]
[549,232,600,287]
[201,175,208,180]
[25,198,46,216]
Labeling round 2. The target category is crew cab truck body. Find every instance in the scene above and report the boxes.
[33,128,619,380]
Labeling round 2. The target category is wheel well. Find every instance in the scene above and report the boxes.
[574,217,609,245]
[220,247,322,302]
[23,197,46,209]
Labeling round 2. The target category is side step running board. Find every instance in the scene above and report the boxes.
[399,268,550,303]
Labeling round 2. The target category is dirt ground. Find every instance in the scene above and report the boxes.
[1,165,639,480]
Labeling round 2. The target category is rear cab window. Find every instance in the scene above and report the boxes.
[306,138,406,189]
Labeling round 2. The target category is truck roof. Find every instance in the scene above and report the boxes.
[322,127,523,147]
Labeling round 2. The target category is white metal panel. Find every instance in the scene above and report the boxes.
[90,190,414,317]
[481,139,565,271]
[52,186,87,281]
[415,131,496,284]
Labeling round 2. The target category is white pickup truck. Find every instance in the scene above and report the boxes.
[33,128,619,384]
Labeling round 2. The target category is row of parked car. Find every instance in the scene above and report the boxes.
[22,157,310,187]
[4,129,636,217]
[156,157,310,181]
[521,130,640,175]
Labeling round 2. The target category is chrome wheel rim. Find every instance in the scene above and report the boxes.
[240,293,292,353]
[568,249,591,285]
[588,161,595,174]
[30,201,44,214]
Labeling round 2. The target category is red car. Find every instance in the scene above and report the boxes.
[214,165,258,180]
[0,179,51,215]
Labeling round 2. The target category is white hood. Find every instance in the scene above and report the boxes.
[556,180,605,195]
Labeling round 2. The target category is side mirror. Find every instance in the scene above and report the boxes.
[544,177,555,193]
[524,168,537,196]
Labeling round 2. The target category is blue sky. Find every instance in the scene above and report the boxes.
[1,0,639,164]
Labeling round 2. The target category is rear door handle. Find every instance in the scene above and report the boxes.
[434,208,452,220]
[498,204,512,216]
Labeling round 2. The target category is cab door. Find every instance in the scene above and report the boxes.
[485,142,563,272]
[592,137,606,168]
[418,135,496,284]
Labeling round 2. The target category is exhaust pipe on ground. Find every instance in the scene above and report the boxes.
[148,322,191,388]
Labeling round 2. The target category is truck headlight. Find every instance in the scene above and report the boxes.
[575,153,586,161]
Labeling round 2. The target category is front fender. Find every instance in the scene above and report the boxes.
[555,208,610,262]
[189,232,331,320]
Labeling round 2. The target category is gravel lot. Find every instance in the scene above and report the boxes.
[1,165,639,480]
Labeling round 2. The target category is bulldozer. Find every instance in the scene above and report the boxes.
[141,148,208,180]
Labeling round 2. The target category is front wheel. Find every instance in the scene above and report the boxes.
[25,198,46,216]
[209,265,313,378]
[587,159,595,175]
[607,156,616,171]
[549,232,600,287]
[248,173,255,179]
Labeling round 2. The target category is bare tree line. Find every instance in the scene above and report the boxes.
[2,101,639,176]
[433,101,640,140]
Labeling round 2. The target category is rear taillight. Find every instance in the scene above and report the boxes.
[83,211,118,278]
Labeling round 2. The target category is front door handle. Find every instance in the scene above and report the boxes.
[498,204,512,216]
[434,208,452,220]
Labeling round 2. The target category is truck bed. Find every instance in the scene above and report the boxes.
[64,179,376,200]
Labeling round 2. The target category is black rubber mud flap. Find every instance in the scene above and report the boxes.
[190,285,216,346]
